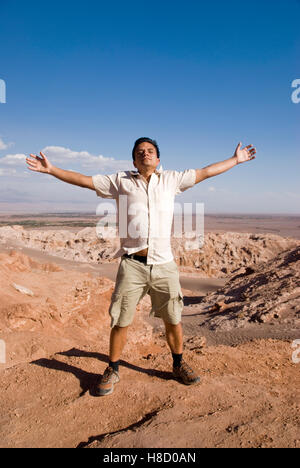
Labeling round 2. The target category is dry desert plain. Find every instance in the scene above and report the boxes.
[0,212,299,448]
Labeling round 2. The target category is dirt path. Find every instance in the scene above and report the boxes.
[0,241,226,294]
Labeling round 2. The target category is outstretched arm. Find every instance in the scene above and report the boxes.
[26,152,95,190]
[194,142,256,184]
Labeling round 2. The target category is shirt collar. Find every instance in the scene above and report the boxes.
[130,165,163,177]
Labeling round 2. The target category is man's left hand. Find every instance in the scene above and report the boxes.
[234,142,256,164]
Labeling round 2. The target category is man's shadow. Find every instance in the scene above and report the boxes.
[32,348,172,397]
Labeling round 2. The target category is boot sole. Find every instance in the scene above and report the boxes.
[173,375,201,385]
[96,375,120,396]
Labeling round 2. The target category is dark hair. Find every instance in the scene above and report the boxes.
[132,137,160,160]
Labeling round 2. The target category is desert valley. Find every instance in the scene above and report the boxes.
[0,213,299,448]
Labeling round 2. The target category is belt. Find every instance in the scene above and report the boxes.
[123,253,148,264]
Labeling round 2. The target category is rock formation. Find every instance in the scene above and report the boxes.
[0,225,299,277]
[194,246,300,330]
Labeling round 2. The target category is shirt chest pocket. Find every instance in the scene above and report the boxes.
[119,181,139,195]
[154,190,174,212]
[119,183,147,209]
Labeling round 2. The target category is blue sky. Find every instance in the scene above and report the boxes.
[0,0,299,214]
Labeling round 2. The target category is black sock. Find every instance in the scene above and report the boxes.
[172,353,183,368]
[109,360,120,372]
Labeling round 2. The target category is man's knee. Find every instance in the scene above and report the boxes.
[112,324,130,331]
[164,319,182,328]
[151,291,184,325]
[164,321,183,337]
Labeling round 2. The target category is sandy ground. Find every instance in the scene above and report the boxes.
[0,336,299,448]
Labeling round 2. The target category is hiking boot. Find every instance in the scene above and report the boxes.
[173,360,201,385]
[95,366,120,396]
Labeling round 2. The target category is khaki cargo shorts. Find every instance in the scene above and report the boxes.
[109,256,184,328]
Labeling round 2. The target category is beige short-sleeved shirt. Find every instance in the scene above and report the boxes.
[92,167,196,264]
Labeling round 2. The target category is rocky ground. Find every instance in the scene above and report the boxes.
[184,245,300,331]
[0,229,299,448]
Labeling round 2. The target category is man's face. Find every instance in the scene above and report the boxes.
[133,142,160,172]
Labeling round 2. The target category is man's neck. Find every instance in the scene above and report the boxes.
[138,168,156,183]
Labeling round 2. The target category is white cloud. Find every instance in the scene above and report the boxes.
[208,186,216,192]
[42,146,132,172]
[0,145,133,180]
[0,144,133,175]
[0,139,7,150]
[0,153,26,165]
[0,138,13,151]
[42,146,95,161]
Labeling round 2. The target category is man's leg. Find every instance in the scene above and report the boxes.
[109,325,129,363]
[95,325,128,397]
[164,320,183,355]
[96,257,149,396]
[150,261,201,385]
[164,319,200,386]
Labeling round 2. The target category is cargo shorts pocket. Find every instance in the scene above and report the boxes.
[109,292,134,328]
[151,291,184,325]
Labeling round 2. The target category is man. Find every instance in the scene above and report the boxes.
[26,138,256,396]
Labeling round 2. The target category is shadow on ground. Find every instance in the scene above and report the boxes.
[32,348,172,397]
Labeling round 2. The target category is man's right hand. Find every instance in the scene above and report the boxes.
[26,152,95,190]
[26,152,53,174]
